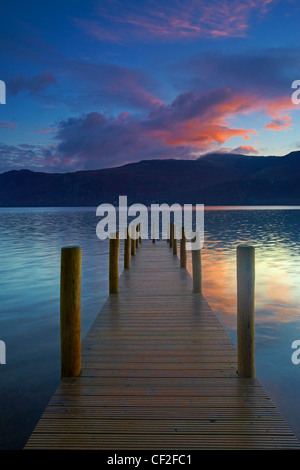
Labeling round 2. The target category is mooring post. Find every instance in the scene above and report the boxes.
[131,225,136,256]
[60,246,82,378]
[109,232,120,294]
[167,222,170,243]
[180,226,187,268]
[124,227,130,269]
[173,224,177,255]
[136,224,139,249]
[152,222,156,243]
[169,222,174,248]
[191,232,202,293]
[139,223,142,244]
[237,244,255,378]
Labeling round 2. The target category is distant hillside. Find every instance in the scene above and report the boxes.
[1,151,300,206]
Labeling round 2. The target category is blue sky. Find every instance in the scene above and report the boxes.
[0,0,300,172]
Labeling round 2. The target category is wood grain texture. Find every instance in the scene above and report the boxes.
[237,244,255,378]
[109,233,119,294]
[60,246,81,378]
[25,241,300,450]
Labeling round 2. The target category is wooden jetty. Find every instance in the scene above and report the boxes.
[25,231,300,449]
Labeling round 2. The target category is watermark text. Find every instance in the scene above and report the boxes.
[0,80,6,104]
[96,196,204,250]
[0,340,6,364]
[291,340,300,364]
[291,80,300,105]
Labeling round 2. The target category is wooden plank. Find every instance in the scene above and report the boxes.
[26,434,300,450]
[40,406,286,420]
[25,241,300,450]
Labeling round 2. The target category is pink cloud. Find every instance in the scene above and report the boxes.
[263,98,294,131]
[38,128,58,134]
[266,97,296,118]
[75,0,278,43]
[54,88,261,170]
[233,145,259,154]
[67,59,163,111]
[142,88,260,151]
[0,122,17,130]
[51,83,300,170]
[73,19,123,43]
[4,79,296,171]
[264,115,292,131]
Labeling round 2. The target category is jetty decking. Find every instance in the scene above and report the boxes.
[25,241,300,449]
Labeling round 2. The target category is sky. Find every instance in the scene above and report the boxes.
[0,0,300,173]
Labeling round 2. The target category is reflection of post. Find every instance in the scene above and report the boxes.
[180,226,186,268]
[173,224,177,255]
[109,233,120,294]
[124,227,130,269]
[237,244,255,378]
[60,246,81,378]
[0,340,6,364]
[191,232,202,293]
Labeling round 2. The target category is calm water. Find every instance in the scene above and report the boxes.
[0,206,300,449]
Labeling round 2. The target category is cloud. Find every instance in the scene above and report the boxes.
[75,0,279,42]
[52,79,300,171]
[232,145,259,154]
[7,71,56,96]
[53,87,260,170]
[37,128,58,134]
[0,122,17,130]
[0,143,58,173]
[264,115,292,131]
[174,50,300,135]
[54,111,189,169]
[3,79,296,172]
[183,48,300,97]
[5,58,163,113]
[265,97,296,118]
[66,60,164,111]
[143,87,259,149]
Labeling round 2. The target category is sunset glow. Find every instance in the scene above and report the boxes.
[1,1,300,172]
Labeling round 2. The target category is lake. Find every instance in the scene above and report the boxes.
[0,206,300,449]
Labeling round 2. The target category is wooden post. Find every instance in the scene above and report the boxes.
[237,244,255,378]
[139,223,142,244]
[136,224,139,249]
[173,224,177,255]
[60,246,81,378]
[180,226,186,268]
[167,222,170,243]
[124,227,130,269]
[109,232,119,294]
[169,222,173,248]
[131,225,136,256]
[191,232,202,293]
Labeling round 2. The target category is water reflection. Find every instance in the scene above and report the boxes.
[185,207,300,441]
[192,208,300,327]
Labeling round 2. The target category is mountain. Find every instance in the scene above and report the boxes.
[0,151,300,206]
